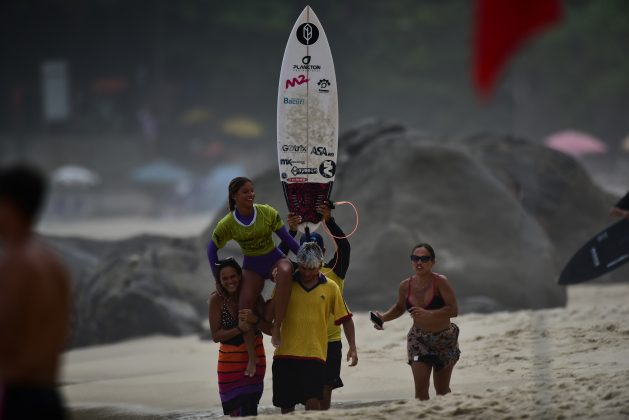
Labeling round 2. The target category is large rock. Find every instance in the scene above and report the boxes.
[252,120,567,312]
[455,133,628,283]
[48,235,213,348]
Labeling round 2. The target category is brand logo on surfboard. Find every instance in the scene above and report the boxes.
[291,166,317,175]
[293,55,321,72]
[319,160,336,178]
[285,75,309,89]
[311,146,334,157]
[282,144,307,153]
[296,23,319,45]
[280,159,305,166]
[283,97,305,105]
[317,79,331,92]
[292,63,322,72]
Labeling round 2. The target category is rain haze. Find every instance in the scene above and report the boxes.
[1,1,628,418]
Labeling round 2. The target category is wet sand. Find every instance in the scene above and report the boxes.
[63,283,629,419]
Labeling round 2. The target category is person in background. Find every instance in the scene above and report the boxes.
[270,242,357,413]
[372,243,459,401]
[610,191,629,219]
[0,163,71,420]
[209,258,272,417]
[280,202,351,409]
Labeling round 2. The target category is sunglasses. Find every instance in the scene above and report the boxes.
[410,255,432,263]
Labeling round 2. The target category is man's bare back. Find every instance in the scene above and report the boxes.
[0,162,71,419]
[0,239,71,386]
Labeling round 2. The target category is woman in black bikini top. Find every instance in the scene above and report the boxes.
[371,243,460,401]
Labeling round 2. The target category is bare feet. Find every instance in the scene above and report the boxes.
[271,324,282,348]
[245,357,257,377]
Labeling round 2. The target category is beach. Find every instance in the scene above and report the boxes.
[63,283,629,419]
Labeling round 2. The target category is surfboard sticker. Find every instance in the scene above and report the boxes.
[277,6,338,233]
[558,219,629,285]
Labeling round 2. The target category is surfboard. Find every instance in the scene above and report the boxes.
[558,219,629,285]
[277,6,338,233]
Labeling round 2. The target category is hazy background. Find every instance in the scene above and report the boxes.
[1,0,628,221]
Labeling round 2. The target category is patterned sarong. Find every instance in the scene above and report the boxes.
[217,335,266,416]
[407,323,460,370]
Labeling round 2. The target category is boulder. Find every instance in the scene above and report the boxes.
[454,133,629,283]
[252,120,567,312]
[48,235,212,348]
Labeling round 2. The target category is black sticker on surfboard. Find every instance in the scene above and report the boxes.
[296,23,319,45]
[319,160,336,178]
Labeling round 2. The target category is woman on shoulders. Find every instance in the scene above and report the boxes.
[372,243,460,400]
[207,177,300,377]
[209,258,271,417]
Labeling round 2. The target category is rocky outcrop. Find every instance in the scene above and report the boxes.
[47,235,213,348]
[52,120,626,348]
[253,122,565,312]
[454,133,626,282]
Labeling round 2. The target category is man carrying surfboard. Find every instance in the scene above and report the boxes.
[279,201,354,409]
[270,241,355,413]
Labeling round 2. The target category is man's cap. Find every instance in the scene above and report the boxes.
[300,232,324,249]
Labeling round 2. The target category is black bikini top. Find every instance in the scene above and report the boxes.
[405,273,445,311]
[220,300,244,346]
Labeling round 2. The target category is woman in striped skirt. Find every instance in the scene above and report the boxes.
[209,258,271,416]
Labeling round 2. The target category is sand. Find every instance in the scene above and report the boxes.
[61,283,629,419]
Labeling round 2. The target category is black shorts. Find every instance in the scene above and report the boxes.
[272,358,325,408]
[1,383,66,420]
[324,341,344,389]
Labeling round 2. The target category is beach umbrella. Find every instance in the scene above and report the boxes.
[198,164,245,206]
[203,164,245,191]
[51,165,100,187]
[544,130,607,157]
[131,161,191,185]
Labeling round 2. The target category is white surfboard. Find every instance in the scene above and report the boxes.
[277,6,338,233]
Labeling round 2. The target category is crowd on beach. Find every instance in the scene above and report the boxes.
[1,163,628,419]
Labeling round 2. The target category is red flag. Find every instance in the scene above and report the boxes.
[473,0,562,99]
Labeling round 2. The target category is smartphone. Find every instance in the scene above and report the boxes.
[369,311,383,328]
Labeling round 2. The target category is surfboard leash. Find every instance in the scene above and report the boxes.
[321,200,359,273]
[323,200,359,240]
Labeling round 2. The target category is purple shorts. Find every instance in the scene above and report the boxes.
[242,248,286,280]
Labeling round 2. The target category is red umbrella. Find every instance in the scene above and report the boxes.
[544,130,607,156]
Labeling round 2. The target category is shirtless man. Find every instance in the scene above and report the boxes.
[0,163,71,419]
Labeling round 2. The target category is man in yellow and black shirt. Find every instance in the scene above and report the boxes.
[271,242,357,413]
[280,202,352,409]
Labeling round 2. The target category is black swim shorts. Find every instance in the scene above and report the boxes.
[0,383,66,420]
[272,358,325,409]
[324,340,344,389]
